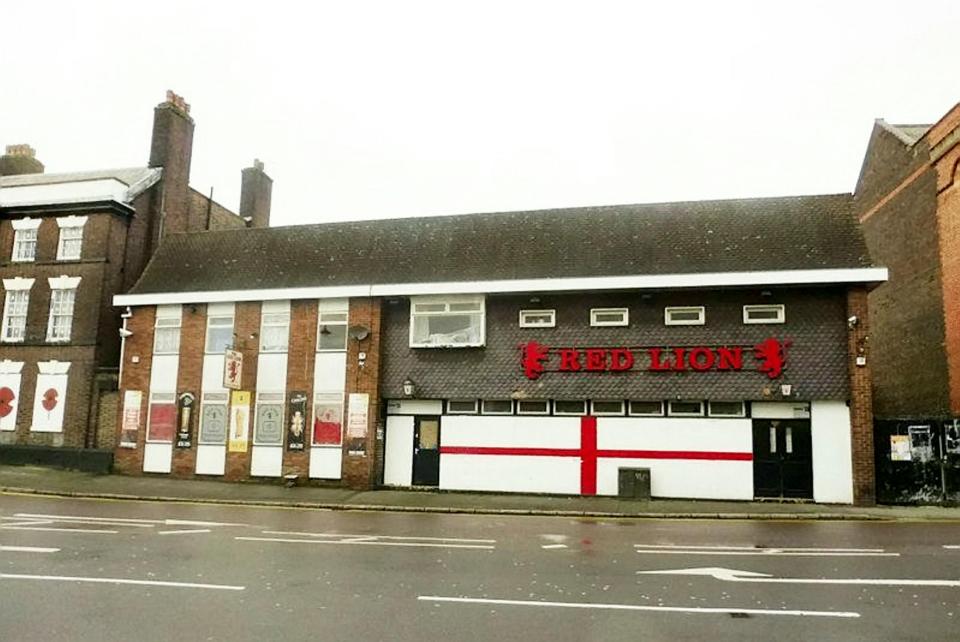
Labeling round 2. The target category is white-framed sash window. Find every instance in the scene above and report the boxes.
[56,216,88,261]
[1,278,33,343]
[410,295,485,347]
[11,218,41,262]
[46,276,81,342]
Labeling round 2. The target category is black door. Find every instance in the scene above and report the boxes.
[753,419,813,499]
[412,416,441,486]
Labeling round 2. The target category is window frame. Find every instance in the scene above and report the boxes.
[409,295,486,348]
[446,399,479,414]
[205,314,235,354]
[707,401,747,418]
[590,307,629,327]
[743,304,785,325]
[591,400,626,416]
[12,227,38,262]
[46,285,78,343]
[317,300,348,352]
[628,400,665,417]
[1,289,30,343]
[481,399,513,415]
[553,400,587,416]
[516,399,550,415]
[260,310,291,353]
[519,309,556,328]
[667,400,706,417]
[664,306,706,326]
[153,316,182,354]
[56,219,86,261]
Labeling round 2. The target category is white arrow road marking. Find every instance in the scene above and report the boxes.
[634,544,898,557]
[1,526,119,534]
[418,596,859,619]
[237,536,495,550]
[0,546,60,553]
[943,545,960,549]
[0,573,244,591]
[157,529,212,536]
[638,567,960,587]
[541,544,568,550]
[163,519,247,527]
[15,513,161,525]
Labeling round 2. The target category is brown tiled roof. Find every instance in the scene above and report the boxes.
[128,193,873,295]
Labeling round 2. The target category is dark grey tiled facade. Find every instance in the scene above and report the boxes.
[380,288,850,402]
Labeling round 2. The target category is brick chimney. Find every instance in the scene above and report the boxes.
[0,144,44,176]
[149,90,196,236]
[239,158,273,228]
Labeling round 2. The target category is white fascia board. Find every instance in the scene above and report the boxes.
[113,267,888,307]
[0,179,130,207]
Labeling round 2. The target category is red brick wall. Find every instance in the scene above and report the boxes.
[113,306,156,474]
[341,298,383,489]
[223,302,260,481]
[282,300,318,477]
[170,305,206,476]
[934,141,960,414]
[847,287,875,505]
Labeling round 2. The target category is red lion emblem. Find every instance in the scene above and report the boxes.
[753,338,788,379]
[522,341,550,380]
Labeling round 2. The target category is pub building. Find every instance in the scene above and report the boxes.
[112,194,886,505]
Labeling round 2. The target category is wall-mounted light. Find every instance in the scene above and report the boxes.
[847,315,859,329]
[402,378,416,398]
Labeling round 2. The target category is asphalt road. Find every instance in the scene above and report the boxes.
[3,494,960,641]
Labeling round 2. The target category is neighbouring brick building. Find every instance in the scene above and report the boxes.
[854,102,960,501]
[0,92,273,461]
[112,195,885,504]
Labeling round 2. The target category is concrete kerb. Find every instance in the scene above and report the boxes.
[0,485,899,520]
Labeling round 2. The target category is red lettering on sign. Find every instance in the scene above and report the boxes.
[648,348,671,371]
[689,346,715,371]
[558,349,581,372]
[717,346,743,370]
[609,348,634,371]
[672,348,687,371]
[584,349,607,371]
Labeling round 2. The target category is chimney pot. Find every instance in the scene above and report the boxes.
[0,144,44,175]
[240,158,273,228]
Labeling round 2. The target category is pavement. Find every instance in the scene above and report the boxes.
[3,463,960,521]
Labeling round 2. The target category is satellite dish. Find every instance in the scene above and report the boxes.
[348,325,370,341]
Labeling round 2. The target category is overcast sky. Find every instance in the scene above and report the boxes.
[2,1,959,227]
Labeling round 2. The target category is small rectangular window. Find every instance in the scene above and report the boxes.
[667,400,705,416]
[260,311,291,352]
[410,295,485,347]
[553,400,586,415]
[12,229,37,262]
[153,317,181,354]
[517,400,549,415]
[519,309,556,328]
[481,399,513,415]
[447,399,478,414]
[628,400,664,416]
[591,400,625,415]
[590,308,629,327]
[665,306,705,326]
[205,315,234,353]
[743,304,785,324]
[708,401,746,417]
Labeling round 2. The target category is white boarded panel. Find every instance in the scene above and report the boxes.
[309,446,342,479]
[202,355,226,391]
[142,443,173,473]
[0,370,23,432]
[596,458,753,499]
[250,446,283,477]
[442,415,581,449]
[386,399,443,415]
[195,444,226,475]
[314,353,346,391]
[597,417,753,452]
[257,353,287,392]
[751,402,810,419]
[811,400,853,504]
[149,355,178,392]
[383,415,414,486]
[440,455,580,494]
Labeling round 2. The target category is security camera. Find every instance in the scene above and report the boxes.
[119,328,133,338]
[847,315,859,329]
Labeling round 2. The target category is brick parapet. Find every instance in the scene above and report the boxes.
[113,307,156,475]
[847,287,876,505]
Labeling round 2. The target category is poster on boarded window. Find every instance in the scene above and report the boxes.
[147,396,176,443]
[119,390,142,448]
[346,393,369,456]
[287,392,307,451]
[228,390,251,452]
[313,394,342,446]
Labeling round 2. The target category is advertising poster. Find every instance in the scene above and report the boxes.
[147,401,176,443]
[175,392,195,449]
[228,390,251,452]
[346,393,369,456]
[287,392,307,451]
[199,404,228,444]
[890,435,912,462]
[223,349,243,390]
[313,394,342,446]
[255,404,284,445]
[119,390,142,448]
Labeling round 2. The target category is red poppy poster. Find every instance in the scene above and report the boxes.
[313,395,342,446]
[147,402,176,443]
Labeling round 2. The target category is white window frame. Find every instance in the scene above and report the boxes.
[317,299,348,352]
[516,399,550,415]
[591,400,626,416]
[11,217,40,263]
[707,401,747,418]
[409,294,485,348]
[743,304,785,325]
[665,306,705,326]
[667,400,705,417]
[205,305,235,354]
[481,399,513,415]
[153,306,182,355]
[1,278,33,343]
[446,399,479,414]
[56,215,88,261]
[628,400,665,417]
[553,400,587,416]
[519,309,556,328]
[590,308,629,327]
[260,301,291,353]
[46,276,81,343]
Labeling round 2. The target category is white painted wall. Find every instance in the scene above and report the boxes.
[443,415,581,448]
[441,455,581,494]
[383,415,414,486]
[386,399,443,415]
[810,400,854,504]
[751,401,811,419]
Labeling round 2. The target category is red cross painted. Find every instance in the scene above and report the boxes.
[440,416,753,495]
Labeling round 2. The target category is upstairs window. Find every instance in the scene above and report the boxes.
[11,218,40,262]
[665,306,705,326]
[519,309,556,328]
[318,300,348,351]
[205,313,235,353]
[743,304,785,325]
[590,308,629,327]
[56,216,87,261]
[1,279,33,343]
[447,399,479,414]
[153,306,182,355]
[708,401,747,417]
[260,307,291,352]
[410,295,485,347]
[46,278,80,342]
